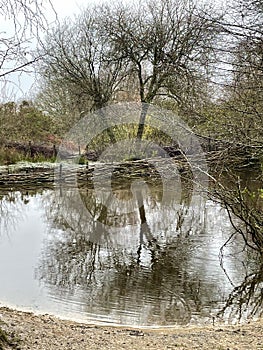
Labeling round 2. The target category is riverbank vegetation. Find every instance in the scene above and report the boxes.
[0,0,262,237]
[0,0,262,344]
[0,0,262,164]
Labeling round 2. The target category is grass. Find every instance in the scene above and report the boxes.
[0,146,56,166]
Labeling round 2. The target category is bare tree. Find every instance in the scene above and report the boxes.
[229,1,263,149]
[37,0,219,140]
[39,8,130,141]
[36,77,93,136]
[210,169,263,253]
[203,0,263,151]
[0,0,55,97]
[102,0,219,139]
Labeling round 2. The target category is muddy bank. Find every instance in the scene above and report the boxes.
[0,158,192,187]
[0,307,262,349]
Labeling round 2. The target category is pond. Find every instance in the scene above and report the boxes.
[0,174,262,328]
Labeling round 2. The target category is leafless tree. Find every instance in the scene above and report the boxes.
[0,0,55,97]
[203,0,263,153]
[210,170,263,253]
[38,0,220,140]
[38,7,130,141]
[102,0,219,139]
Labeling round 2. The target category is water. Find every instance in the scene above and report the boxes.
[0,181,261,327]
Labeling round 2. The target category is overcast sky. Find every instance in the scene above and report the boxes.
[1,0,101,101]
[49,0,86,19]
[1,0,221,101]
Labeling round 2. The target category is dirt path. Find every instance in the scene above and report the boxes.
[0,307,262,349]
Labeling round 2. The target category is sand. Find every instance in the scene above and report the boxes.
[0,306,262,349]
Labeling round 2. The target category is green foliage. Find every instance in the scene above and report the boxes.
[86,122,176,159]
[241,187,263,207]
[0,100,56,144]
[0,100,59,164]
[78,154,86,165]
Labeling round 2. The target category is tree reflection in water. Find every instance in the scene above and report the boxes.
[0,187,44,236]
[217,260,263,322]
[35,177,263,326]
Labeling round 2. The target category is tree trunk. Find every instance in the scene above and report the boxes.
[136,103,149,140]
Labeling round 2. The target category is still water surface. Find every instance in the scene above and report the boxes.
[0,183,261,327]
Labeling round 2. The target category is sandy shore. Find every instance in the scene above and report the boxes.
[0,307,262,349]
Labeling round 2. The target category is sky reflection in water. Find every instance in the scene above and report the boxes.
[0,184,261,327]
